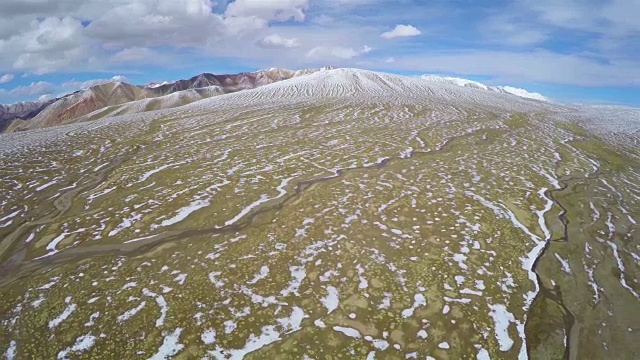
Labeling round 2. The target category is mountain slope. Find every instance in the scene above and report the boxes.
[420,74,549,101]
[189,68,557,119]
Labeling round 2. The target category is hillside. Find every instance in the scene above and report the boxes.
[0,68,638,360]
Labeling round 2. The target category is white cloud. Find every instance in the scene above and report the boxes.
[384,50,640,87]
[380,24,421,39]
[482,15,548,46]
[62,75,129,89]
[603,0,640,35]
[225,0,309,22]
[0,2,407,77]
[326,0,380,7]
[0,81,55,98]
[311,14,334,26]
[257,34,300,49]
[38,94,53,101]
[0,0,284,74]
[0,73,15,84]
[521,0,640,37]
[222,15,267,37]
[0,16,89,74]
[0,0,637,101]
[0,0,326,75]
[111,75,127,82]
[330,0,378,4]
[307,45,372,60]
[86,0,228,48]
[111,47,155,63]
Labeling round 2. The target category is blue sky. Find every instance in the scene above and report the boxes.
[0,0,638,106]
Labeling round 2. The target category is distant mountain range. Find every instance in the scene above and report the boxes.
[0,67,334,133]
[1,67,553,133]
[0,100,56,132]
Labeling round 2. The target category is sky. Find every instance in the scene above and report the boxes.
[0,0,639,106]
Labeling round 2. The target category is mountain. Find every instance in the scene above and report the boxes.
[1,67,638,359]
[249,68,540,104]
[420,74,549,102]
[3,67,552,133]
[0,99,55,132]
[1,67,334,133]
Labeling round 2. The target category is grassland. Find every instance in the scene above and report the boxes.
[0,89,638,359]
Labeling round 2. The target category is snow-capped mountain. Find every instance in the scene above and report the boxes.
[420,74,549,102]
[147,81,174,88]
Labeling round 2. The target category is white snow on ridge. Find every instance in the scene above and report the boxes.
[147,81,174,88]
[420,74,549,102]
[208,68,551,109]
[493,86,548,102]
[420,74,488,90]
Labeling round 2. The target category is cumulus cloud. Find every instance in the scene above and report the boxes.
[380,24,421,39]
[0,16,89,74]
[257,34,300,48]
[0,0,299,74]
[38,94,53,101]
[86,0,228,48]
[225,0,309,22]
[0,0,638,103]
[62,75,129,89]
[111,47,155,63]
[307,45,372,60]
[0,73,15,84]
[0,81,55,97]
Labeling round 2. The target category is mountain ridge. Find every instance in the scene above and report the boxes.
[1,67,335,133]
[3,67,635,136]
[420,74,549,102]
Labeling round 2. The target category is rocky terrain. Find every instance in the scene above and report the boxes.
[0,68,638,359]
